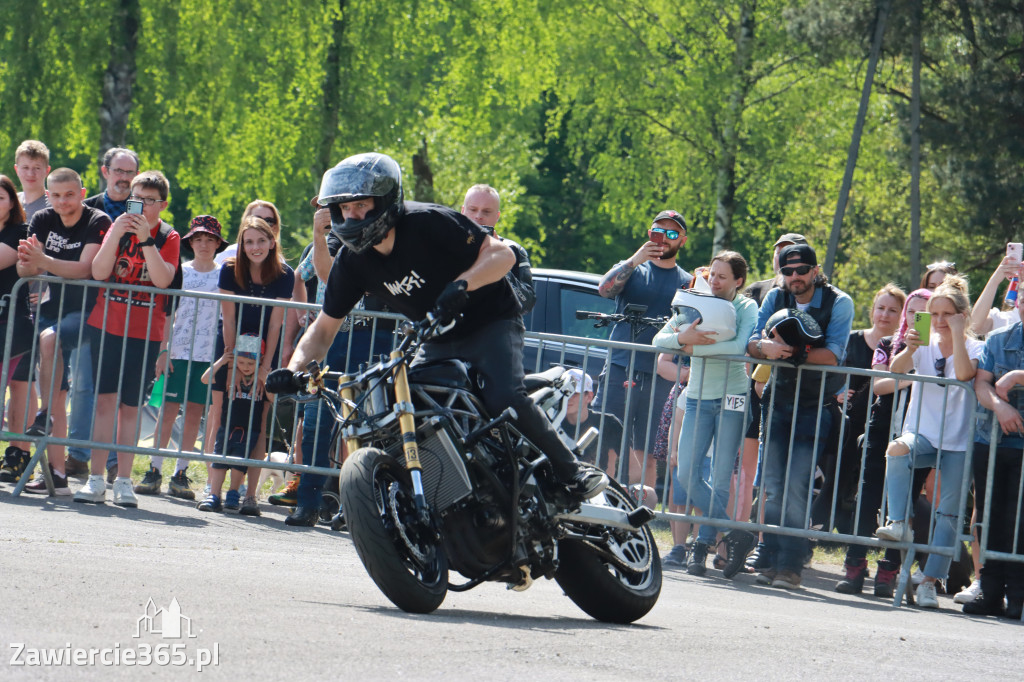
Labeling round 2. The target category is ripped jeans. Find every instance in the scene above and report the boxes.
[884,432,967,580]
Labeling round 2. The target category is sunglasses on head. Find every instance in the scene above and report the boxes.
[780,265,813,277]
[925,260,956,272]
[651,227,681,240]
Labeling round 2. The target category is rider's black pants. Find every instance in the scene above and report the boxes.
[413,317,580,481]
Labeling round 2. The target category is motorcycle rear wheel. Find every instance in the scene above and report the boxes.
[339,447,448,614]
[555,483,662,623]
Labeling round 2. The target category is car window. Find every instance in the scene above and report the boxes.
[561,286,615,339]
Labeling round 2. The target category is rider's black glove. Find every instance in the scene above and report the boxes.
[433,279,469,325]
[266,368,307,395]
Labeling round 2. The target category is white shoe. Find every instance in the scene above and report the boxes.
[74,475,107,504]
[954,578,982,604]
[911,569,926,586]
[112,477,138,508]
[916,581,939,609]
[875,520,913,543]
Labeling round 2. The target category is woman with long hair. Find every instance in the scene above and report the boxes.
[199,216,294,517]
[876,276,982,609]
[653,250,759,579]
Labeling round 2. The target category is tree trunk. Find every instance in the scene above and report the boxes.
[97,0,140,188]
[317,0,347,180]
[712,2,756,256]
[412,138,435,203]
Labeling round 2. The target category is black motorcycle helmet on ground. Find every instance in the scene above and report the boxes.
[765,308,824,365]
[318,152,404,253]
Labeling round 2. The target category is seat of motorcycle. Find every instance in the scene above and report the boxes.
[522,365,565,392]
[406,358,474,390]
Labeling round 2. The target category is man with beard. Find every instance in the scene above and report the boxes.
[595,211,692,489]
[746,243,853,590]
[84,148,140,220]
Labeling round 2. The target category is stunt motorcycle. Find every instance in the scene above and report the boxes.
[289,316,661,623]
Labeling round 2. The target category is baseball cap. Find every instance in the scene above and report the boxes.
[652,210,687,233]
[563,368,594,394]
[773,232,808,248]
[779,243,817,268]
[182,215,227,248]
[235,334,265,361]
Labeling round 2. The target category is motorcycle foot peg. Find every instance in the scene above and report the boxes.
[626,506,656,528]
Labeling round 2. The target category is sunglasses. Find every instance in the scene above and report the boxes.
[935,356,947,377]
[253,214,278,226]
[780,265,813,277]
[651,227,681,240]
[925,261,956,272]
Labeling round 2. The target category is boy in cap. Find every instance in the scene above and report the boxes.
[561,368,624,472]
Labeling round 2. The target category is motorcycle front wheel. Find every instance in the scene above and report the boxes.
[339,447,448,614]
[555,482,662,623]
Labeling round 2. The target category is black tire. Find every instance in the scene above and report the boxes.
[339,447,448,614]
[555,483,662,623]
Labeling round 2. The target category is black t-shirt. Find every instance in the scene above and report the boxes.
[0,222,30,319]
[568,409,624,469]
[843,329,877,436]
[28,206,110,318]
[218,262,295,339]
[323,202,519,339]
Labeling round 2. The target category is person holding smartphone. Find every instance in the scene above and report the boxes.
[875,275,983,609]
[595,210,693,491]
[970,246,1023,337]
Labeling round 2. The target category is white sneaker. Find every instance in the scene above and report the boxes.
[911,569,926,586]
[954,578,982,604]
[875,520,913,543]
[916,581,939,609]
[74,475,107,504]
[112,477,138,508]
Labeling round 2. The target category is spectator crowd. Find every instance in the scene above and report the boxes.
[1,140,1022,621]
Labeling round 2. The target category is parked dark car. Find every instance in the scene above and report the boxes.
[522,268,615,378]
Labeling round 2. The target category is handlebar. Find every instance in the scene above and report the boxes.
[575,309,667,330]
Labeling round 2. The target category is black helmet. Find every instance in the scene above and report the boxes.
[318,152,404,253]
[765,308,824,348]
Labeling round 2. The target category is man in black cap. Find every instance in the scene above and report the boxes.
[596,210,692,489]
[744,233,808,306]
[746,242,854,590]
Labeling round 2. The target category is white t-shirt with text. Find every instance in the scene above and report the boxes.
[901,337,984,451]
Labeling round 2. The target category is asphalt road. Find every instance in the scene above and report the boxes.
[1,485,1020,680]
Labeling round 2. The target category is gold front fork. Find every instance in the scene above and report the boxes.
[338,374,361,454]
[391,349,428,513]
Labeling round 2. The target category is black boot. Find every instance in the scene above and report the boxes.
[285,506,320,527]
[687,541,709,576]
[835,559,869,594]
[1003,564,1024,620]
[963,565,1005,617]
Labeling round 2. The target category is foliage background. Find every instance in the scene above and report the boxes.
[1,0,1021,322]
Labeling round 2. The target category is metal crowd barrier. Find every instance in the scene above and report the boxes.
[520,330,1020,608]
[2,277,1022,609]
[1,275,404,499]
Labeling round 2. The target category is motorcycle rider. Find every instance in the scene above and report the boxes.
[267,152,608,500]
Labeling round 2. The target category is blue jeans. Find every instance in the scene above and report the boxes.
[676,396,745,545]
[296,331,351,508]
[885,433,967,580]
[761,400,833,574]
[38,312,103,465]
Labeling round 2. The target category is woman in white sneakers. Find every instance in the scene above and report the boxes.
[875,275,982,608]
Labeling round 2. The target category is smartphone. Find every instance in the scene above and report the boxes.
[1008,242,1023,261]
[126,199,144,215]
[650,231,665,244]
[913,311,932,346]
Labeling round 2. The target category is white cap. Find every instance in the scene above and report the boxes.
[563,368,594,394]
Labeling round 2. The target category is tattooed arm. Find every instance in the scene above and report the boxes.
[598,239,663,298]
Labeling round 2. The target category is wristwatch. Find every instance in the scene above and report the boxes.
[138,238,156,248]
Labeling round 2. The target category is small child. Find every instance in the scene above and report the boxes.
[197,334,266,516]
